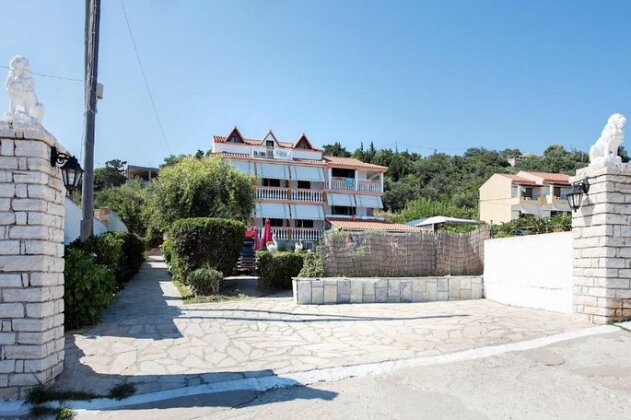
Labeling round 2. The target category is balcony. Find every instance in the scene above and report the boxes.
[328,178,382,192]
[329,177,355,191]
[357,180,381,193]
[256,186,323,202]
[256,227,321,242]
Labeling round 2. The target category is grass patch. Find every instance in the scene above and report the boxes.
[30,405,75,419]
[27,386,97,405]
[108,382,136,400]
[172,279,251,304]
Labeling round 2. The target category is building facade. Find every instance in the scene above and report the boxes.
[212,128,387,246]
[479,171,572,224]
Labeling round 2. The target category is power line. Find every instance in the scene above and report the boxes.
[119,0,171,154]
[0,64,83,83]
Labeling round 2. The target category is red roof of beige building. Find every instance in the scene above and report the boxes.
[497,174,541,186]
[518,171,571,185]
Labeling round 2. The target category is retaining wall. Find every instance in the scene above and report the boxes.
[292,276,483,305]
[483,232,573,314]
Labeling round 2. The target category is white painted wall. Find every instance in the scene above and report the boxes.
[64,198,110,244]
[484,232,573,314]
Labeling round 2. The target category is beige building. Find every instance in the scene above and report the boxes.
[479,171,572,224]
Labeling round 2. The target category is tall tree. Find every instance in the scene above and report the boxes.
[322,142,351,157]
[94,159,127,191]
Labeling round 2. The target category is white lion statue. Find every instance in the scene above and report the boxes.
[589,113,626,166]
[3,56,45,125]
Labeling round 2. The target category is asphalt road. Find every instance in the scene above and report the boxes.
[76,328,631,420]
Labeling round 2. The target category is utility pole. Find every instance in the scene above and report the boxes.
[80,0,101,242]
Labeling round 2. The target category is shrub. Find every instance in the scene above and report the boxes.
[187,268,223,296]
[298,250,324,278]
[68,232,145,287]
[69,234,124,281]
[256,251,304,289]
[169,217,245,278]
[112,231,145,282]
[64,249,116,329]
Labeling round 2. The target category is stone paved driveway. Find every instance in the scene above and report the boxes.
[55,257,591,396]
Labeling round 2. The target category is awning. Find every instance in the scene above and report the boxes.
[290,204,325,220]
[355,195,383,209]
[289,166,325,182]
[227,160,253,175]
[327,193,354,207]
[256,203,290,219]
[255,163,289,179]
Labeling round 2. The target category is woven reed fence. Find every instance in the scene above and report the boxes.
[320,226,491,277]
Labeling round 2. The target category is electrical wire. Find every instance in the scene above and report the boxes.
[0,64,83,83]
[119,0,171,154]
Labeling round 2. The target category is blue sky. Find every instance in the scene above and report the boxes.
[0,1,629,167]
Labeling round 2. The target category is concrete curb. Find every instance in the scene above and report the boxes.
[1,323,612,416]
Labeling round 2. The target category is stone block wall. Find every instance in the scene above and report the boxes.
[292,276,483,305]
[572,162,631,324]
[0,123,66,400]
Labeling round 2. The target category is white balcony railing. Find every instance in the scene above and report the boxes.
[256,227,321,242]
[328,177,381,192]
[290,189,323,202]
[256,186,288,201]
[357,180,381,193]
[256,187,323,202]
[329,177,355,190]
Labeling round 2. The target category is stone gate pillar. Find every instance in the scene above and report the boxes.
[572,114,631,324]
[0,57,67,400]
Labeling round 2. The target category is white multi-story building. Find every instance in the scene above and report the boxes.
[212,127,387,246]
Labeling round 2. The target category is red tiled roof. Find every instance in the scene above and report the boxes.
[519,171,571,185]
[498,174,541,186]
[324,156,388,172]
[213,134,322,151]
[328,219,421,232]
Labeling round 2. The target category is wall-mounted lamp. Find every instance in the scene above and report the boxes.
[51,147,84,192]
[566,178,590,212]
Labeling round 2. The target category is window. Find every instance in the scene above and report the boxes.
[262,178,281,187]
[522,187,534,199]
[553,186,561,198]
[332,168,355,178]
[294,219,314,228]
[297,180,311,190]
[331,206,355,216]
[229,135,239,143]
[266,140,275,148]
[268,218,284,227]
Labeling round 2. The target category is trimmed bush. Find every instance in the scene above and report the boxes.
[298,250,324,278]
[169,217,245,279]
[69,232,145,287]
[112,231,145,282]
[187,268,223,296]
[256,251,304,290]
[64,249,117,329]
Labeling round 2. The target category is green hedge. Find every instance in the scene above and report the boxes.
[64,249,117,329]
[256,251,304,290]
[187,267,223,296]
[298,250,324,277]
[169,217,245,279]
[113,232,145,282]
[69,232,145,287]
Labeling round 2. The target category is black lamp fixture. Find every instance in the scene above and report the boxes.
[51,147,84,192]
[566,178,590,212]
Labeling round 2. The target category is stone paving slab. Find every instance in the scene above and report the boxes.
[54,257,591,396]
